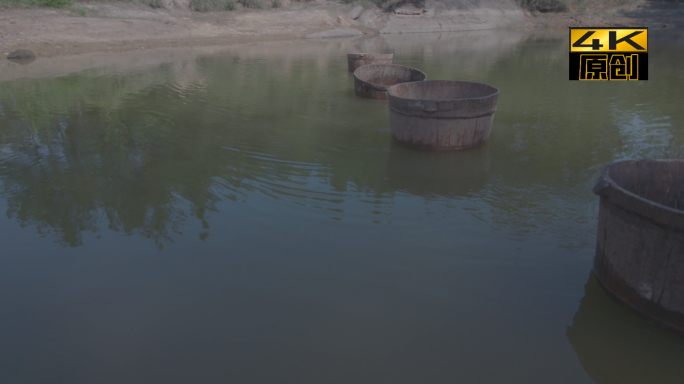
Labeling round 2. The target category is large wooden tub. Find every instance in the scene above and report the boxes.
[353,64,426,100]
[347,53,393,72]
[593,159,684,334]
[387,80,500,150]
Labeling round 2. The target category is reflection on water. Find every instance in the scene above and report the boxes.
[567,273,684,384]
[5,31,683,248]
[1,29,684,383]
[387,143,491,198]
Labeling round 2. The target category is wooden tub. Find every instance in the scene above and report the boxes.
[387,80,500,150]
[593,159,684,334]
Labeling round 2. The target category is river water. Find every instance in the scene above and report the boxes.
[1,29,683,384]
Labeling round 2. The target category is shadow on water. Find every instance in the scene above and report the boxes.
[567,272,684,384]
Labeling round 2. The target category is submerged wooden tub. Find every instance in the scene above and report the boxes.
[347,53,393,72]
[387,80,500,150]
[353,64,426,100]
[593,159,684,334]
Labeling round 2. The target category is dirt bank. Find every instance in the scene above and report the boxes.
[528,0,684,29]
[0,2,361,58]
[1,0,523,59]
[0,0,682,60]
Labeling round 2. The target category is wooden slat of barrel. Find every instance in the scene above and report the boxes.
[389,110,495,150]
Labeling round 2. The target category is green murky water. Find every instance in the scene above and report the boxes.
[1,29,684,384]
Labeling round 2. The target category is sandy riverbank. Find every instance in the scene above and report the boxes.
[0,0,681,60]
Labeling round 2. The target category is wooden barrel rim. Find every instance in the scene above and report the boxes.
[388,106,495,119]
[354,64,427,92]
[387,80,500,118]
[387,80,500,102]
[593,160,684,231]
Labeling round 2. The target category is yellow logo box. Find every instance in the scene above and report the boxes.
[570,28,647,52]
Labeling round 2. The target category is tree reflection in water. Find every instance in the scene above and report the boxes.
[0,71,221,248]
[1,30,683,251]
[0,51,394,248]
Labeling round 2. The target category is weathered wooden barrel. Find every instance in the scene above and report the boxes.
[353,64,426,100]
[347,53,393,72]
[593,159,684,334]
[387,80,500,150]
